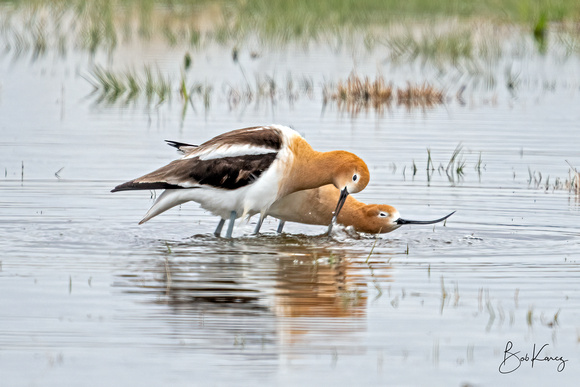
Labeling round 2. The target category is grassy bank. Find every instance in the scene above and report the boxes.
[1,0,579,55]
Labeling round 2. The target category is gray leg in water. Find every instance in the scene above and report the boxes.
[225,211,237,238]
[253,215,265,235]
[214,218,226,237]
[276,220,286,233]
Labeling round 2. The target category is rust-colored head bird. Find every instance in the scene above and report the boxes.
[267,184,455,234]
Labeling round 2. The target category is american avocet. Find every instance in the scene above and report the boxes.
[111,125,370,238]
[266,184,455,234]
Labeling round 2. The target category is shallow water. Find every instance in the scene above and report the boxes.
[1,17,580,386]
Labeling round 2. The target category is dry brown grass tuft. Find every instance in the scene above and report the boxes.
[324,74,445,115]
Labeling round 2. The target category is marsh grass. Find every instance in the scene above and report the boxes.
[87,65,176,106]
[475,152,483,174]
[54,167,64,180]
[566,161,580,196]
[445,144,465,179]
[527,306,534,327]
[527,162,579,194]
[86,63,314,116]
[533,12,548,53]
[406,145,479,184]
[440,277,448,314]
[225,74,313,111]
[540,309,560,328]
[485,290,496,331]
[324,74,445,115]
[365,237,378,264]
[2,1,580,60]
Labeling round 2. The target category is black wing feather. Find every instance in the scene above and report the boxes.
[111,181,184,192]
[165,140,198,153]
[112,153,278,192]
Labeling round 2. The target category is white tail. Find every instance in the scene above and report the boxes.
[139,189,189,224]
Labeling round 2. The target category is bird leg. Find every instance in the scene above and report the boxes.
[253,215,265,235]
[276,220,286,233]
[214,218,226,237]
[225,211,237,238]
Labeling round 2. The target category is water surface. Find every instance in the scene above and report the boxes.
[1,15,579,386]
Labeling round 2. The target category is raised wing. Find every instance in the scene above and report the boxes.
[112,126,285,192]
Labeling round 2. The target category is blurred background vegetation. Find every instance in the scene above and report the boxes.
[1,0,578,54]
[2,0,578,112]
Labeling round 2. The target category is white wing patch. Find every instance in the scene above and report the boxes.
[184,144,278,161]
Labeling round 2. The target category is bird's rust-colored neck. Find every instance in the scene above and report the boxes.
[270,184,365,226]
[279,139,326,195]
[335,197,367,228]
[280,137,352,197]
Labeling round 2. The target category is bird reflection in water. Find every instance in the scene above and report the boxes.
[114,236,393,345]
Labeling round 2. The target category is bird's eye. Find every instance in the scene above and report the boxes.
[379,212,388,218]
[352,174,358,182]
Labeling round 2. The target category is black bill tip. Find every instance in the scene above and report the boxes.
[327,187,349,234]
[396,211,456,225]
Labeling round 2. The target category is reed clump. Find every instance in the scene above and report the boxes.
[397,82,445,107]
[86,65,173,105]
[527,162,580,195]
[324,74,445,115]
